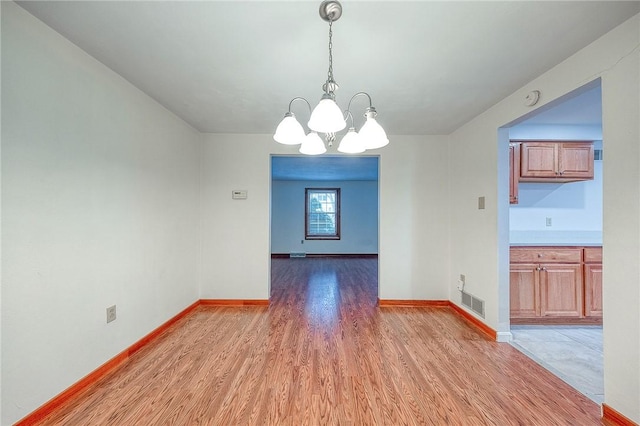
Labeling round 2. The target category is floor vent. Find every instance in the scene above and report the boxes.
[461,291,485,318]
[289,252,306,258]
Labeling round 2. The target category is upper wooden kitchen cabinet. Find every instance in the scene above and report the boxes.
[519,141,594,182]
[509,143,520,204]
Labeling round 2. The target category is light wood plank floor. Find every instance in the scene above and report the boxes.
[38,258,603,425]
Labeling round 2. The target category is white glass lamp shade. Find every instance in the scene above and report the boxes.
[299,132,327,155]
[308,96,346,134]
[274,113,305,145]
[359,116,389,150]
[337,128,365,154]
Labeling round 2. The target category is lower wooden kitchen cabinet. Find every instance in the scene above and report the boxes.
[510,246,602,324]
[584,247,603,317]
[540,263,583,317]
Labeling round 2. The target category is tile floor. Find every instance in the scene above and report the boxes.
[510,325,604,403]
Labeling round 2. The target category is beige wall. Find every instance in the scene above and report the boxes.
[448,14,640,422]
[199,134,450,301]
[1,4,202,424]
[601,22,640,420]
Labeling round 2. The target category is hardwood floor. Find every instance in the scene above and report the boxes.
[36,258,603,425]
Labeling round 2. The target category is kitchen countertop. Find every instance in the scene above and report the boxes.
[510,231,602,247]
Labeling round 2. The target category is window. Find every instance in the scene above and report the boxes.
[305,188,340,240]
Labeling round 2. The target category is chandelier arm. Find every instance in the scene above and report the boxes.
[343,110,355,128]
[346,92,374,114]
[288,97,312,115]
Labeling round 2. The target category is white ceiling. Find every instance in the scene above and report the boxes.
[16,1,639,136]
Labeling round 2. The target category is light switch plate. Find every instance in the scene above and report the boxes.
[106,305,116,323]
[478,196,485,210]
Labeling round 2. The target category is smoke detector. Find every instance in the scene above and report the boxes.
[524,90,540,106]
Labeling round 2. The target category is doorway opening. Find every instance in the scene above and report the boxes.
[269,155,380,307]
[500,80,604,403]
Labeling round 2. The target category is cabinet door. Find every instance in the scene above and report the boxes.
[584,263,603,317]
[510,263,539,318]
[509,143,520,204]
[558,143,594,179]
[540,263,583,317]
[520,142,557,178]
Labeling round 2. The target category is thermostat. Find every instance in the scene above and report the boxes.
[232,190,248,200]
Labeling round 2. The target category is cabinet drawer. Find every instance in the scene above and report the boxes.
[510,247,582,263]
[584,247,602,263]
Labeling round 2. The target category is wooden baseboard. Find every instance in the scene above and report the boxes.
[378,299,449,307]
[378,299,497,341]
[448,302,497,340]
[128,300,201,356]
[200,299,269,306]
[602,404,639,426]
[15,300,201,426]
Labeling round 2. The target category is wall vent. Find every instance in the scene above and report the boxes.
[289,252,306,258]
[461,290,485,318]
[594,149,603,161]
[461,291,472,308]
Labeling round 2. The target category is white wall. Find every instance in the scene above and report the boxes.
[0,3,4,422]
[271,180,378,254]
[510,161,602,232]
[200,134,271,300]
[200,134,450,301]
[1,4,202,424]
[379,136,450,300]
[449,14,639,422]
[600,20,640,421]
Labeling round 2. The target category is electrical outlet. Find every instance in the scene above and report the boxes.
[478,196,485,210]
[106,305,117,323]
[546,217,552,227]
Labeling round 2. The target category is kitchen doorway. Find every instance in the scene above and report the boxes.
[501,80,604,403]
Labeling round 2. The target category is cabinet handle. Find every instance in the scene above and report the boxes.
[537,253,542,258]
[542,267,547,271]
[536,267,541,271]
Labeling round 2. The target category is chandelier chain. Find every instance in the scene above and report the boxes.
[326,18,335,94]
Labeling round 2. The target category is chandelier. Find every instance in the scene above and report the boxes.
[273,0,389,155]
